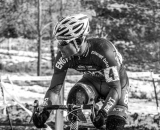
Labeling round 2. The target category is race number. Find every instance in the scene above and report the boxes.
[104,66,119,82]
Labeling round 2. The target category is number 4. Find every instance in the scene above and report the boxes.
[109,68,114,80]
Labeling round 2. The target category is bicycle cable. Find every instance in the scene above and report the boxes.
[66,107,82,121]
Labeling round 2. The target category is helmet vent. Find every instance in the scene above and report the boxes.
[64,34,72,37]
[61,19,70,24]
[57,27,66,33]
[73,23,83,30]
[69,21,76,25]
[74,25,83,34]
[60,30,69,36]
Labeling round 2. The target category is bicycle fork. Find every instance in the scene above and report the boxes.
[70,120,79,130]
[68,105,88,130]
[68,107,79,130]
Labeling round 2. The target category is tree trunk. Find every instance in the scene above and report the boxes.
[37,0,42,76]
[49,4,55,69]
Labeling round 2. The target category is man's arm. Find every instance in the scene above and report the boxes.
[99,40,122,114]
[101,66,121,113]
[43,71,67,106]
[32,52,69,128]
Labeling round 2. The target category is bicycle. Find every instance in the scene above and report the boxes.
[30,100,101,130]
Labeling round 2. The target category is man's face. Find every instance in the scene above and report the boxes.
[57,36,84,58]
[57,40,78,58]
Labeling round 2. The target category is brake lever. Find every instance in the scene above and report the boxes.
[29,100,39,124]
[91,101,99,119]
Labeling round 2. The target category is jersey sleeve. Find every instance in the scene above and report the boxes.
[100,41,121,83]
[43,52,68,107]
[98,39,122,113]
[102,43,121,94]
[48,51,69,90]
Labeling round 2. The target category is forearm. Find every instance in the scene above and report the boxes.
[101,87,120,113]
[42,71,66,106]
[43,84,63,106]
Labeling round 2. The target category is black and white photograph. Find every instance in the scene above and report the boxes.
[0,0,160,130]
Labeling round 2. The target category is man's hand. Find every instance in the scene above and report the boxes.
[90,109,107,129]
[32,100,50,128]
[32,107,50,128]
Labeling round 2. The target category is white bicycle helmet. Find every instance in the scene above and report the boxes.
[54,14,90,40]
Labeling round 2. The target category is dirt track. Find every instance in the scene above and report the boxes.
[0,73,160,130]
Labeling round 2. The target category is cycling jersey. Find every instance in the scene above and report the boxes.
[45,37,129,117]
[50,37,128,90]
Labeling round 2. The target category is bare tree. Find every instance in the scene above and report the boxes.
[37,0,42,76]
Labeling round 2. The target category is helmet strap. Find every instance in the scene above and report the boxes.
[72,36,86,55]
[73,40,80,52]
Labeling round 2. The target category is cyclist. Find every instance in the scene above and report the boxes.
[33,14,130,130]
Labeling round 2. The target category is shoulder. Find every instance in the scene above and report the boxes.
[87,37,111,46]
[88,37,123,67]
[87,37,114,55]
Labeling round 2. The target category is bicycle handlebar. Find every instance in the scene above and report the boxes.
[29,100,97,124]
[33,100,94,110]
[44,104,93,110]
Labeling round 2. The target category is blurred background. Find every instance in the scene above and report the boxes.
[0,0,160,130]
